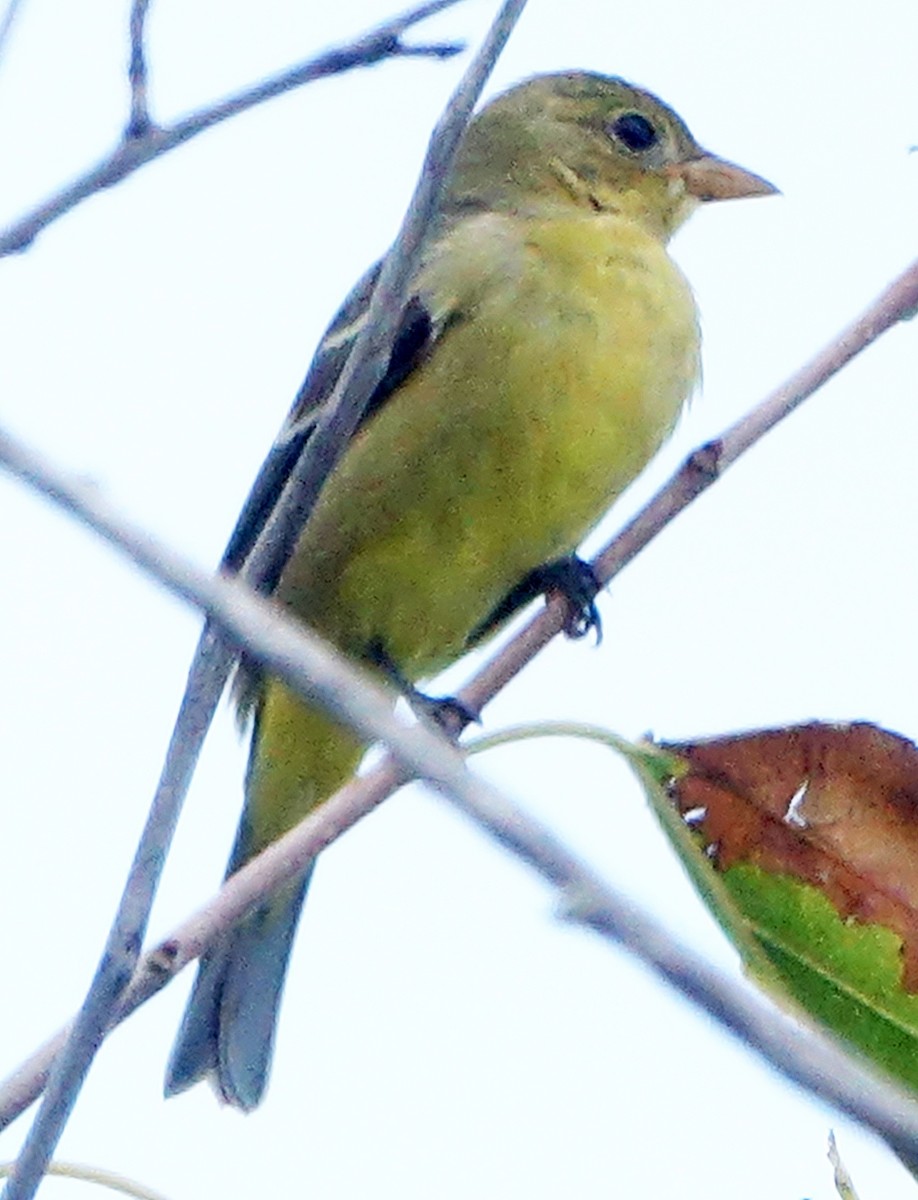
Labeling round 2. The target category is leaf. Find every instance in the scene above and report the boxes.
[649,722,918,1094]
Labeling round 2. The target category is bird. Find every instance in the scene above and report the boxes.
[165,71,776,1110]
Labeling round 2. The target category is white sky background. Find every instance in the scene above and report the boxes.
[0,1,917,1196]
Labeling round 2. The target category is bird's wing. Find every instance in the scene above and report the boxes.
[221,261,445,586]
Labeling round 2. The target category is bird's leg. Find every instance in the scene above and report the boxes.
[468,554,603,645]
[365,641,480,738]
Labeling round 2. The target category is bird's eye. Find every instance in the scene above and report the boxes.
[609,112,658,152]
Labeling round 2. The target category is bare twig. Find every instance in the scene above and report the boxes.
[0,425,489,1186]
[0,258,917,1154]
[0,416,521,1128]
[0,2,522,1192]
[597,257,918,579]
[126,0,153,138]
[249,0,530,590]
[0,426,480,804]
[149,1,530,980]
[1,422,918,1165]
[0,0,465,257]
[0,756,409,1130]
[457,256,918,719]
[0,0,25,68]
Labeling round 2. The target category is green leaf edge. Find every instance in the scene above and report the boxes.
[465,722,780,986]
[723,863,918,1092]
[639,748,918,1096]
[630,746,789,994]
[467,723,918,1094]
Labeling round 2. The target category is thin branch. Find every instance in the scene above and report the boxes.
[0,3,521,1192]
[0,432,485,1191]
[126,0,153,138]
[9,719,918,1174]
[0,415,523,1137]
[597,257,918,581]
[1,259,918,1157]
[0,450,916,1165]
[0,0,25,68]
[456,256,918,720]
[248,0,530,591]
[0,756,409,1131]
[0,0,465,256]
[0,423,483,802]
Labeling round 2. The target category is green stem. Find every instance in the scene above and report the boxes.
[464,720,682,781]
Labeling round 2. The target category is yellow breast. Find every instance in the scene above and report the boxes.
[279,211,699,675]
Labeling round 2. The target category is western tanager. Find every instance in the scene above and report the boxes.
[165,71,775,1109]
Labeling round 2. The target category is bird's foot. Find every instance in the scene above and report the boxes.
[411,692,481,739]
[467,554,603,646]
[536,556,603,642]
[366,641,479,740]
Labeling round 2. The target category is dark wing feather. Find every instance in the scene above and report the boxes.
[221,263,437,584]
[220,262,379,576]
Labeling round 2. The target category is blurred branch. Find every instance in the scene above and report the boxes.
[1,428,918,1171]
[1,258,918,1161]
[597,258,918,578]
[247,0,529,591]
[126,0,153,138]
[0,0,25,68]
[0,417,519,1126]
[0,0,465,256]
[0,0,912,1181]
[0,2,526,1195]
[0,421,483,1175]
[456,255,918,717]
[0,754,409,1131]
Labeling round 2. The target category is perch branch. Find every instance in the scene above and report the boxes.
[0,429,915,1158]
[0,3,527,1196]
[0,0,465,257]
[0,257,917,1159]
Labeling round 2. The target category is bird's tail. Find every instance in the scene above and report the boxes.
[165,681,365,1110]
[164,869,313,1111]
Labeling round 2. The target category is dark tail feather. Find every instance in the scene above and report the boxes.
[164,866,314,1111]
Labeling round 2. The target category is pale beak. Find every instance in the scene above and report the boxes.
[671,153,779,201]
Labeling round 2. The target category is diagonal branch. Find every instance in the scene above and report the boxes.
[0,3,525,1195]
[0,0,26,69]
[0,3,913,1177]
[126,0,153,138]
[4,397,918,1166]
[0,259,914,1142]
[148,1,530,974]
[0,0,465,257]
[246,0,530,593]
[456,256,918,717]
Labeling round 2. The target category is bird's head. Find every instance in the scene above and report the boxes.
[447,72,777,240]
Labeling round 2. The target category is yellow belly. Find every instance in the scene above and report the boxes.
[277,211,699,677]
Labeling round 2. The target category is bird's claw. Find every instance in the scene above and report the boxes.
[413,693,481,739]
[366,640,480,738]
[542,557,603,643]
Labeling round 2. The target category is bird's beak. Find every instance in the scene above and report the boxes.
[671,153,779,202]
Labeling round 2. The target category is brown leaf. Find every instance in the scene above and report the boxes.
[662,723,918,989]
